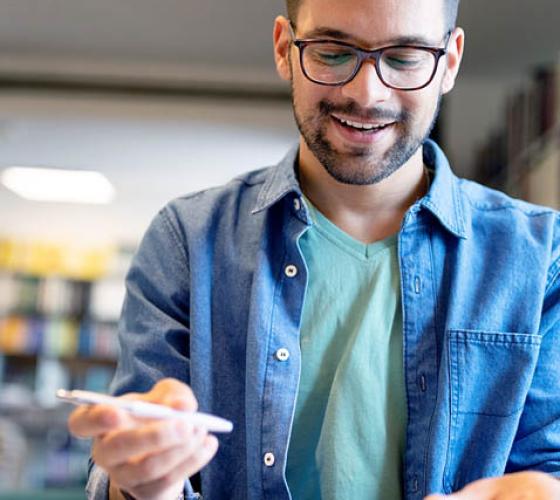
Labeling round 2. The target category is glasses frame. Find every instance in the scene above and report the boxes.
[290,25,452,91]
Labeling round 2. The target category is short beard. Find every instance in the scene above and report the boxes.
[292,82,442,186]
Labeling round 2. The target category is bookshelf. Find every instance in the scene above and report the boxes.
[473,62,560,207]
[0,238,130,490]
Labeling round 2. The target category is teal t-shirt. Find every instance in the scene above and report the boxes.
[285,198,406,500]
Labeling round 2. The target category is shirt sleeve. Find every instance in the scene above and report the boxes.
[86,463,201,500]
[111,205,192,395]
[86,204,200,498]
[506,214,560,477]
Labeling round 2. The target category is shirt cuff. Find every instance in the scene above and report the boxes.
[86,466,201,500]
[86,463,110,500]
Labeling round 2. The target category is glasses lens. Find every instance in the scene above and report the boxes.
[379,48,436,89]
[301,43,358,84]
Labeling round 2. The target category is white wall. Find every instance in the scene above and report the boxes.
[0,92,297,247]
[0,77,536,252]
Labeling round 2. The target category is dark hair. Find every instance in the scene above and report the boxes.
[286,0,460,31]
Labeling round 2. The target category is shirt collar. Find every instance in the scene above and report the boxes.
[420,139,468,239]
[252,139,468,240]
[251,144,302,215]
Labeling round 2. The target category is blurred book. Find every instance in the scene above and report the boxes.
[0,274,16,315]
[35,358,70,408]
[474,61,560,199]
[89,278,125,322]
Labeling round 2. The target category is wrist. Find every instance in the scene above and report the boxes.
[120,488,185,500]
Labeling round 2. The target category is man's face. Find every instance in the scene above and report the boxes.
[274,0,462,185]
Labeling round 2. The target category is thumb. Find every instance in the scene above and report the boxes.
[144,378,199,412]
[425,495,448,500]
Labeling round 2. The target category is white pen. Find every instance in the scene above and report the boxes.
[56,389,233,434]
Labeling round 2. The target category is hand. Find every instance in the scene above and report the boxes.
[68,378,219,500]
[425,471,560,500]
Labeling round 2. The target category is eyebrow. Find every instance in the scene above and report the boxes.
[298,26,439,47]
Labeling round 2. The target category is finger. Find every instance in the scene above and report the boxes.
[93,419,193,469]
[444,493,480,500]
[111,428,207,488]
[68,404,132,438]
[183,434,219,477]
[117,434,219,500]
[125,466,186,500]
[119,392,143,401]
[128,435,219,500]
[439,480,497,500]
[425,494,468,500]
[143,378,198,412]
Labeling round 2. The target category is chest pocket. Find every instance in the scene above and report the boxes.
[449,330,541,417]
[444,329,542,492]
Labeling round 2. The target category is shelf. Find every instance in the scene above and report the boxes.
[0,352,117,366]
[0,246,130,491]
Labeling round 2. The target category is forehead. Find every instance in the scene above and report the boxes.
[296,0,446,45]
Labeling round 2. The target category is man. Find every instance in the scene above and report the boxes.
[69,0,560,498]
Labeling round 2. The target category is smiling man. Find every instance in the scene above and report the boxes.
[70,0,560,499]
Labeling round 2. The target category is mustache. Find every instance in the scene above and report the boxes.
[318,99,407,122]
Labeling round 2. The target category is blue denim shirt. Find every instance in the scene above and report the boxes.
[87,140,560,500]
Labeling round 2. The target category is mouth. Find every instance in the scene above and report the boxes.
[332,114,394,132]
[330,114,396,143]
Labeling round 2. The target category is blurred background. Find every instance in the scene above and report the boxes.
[0,0,559,497]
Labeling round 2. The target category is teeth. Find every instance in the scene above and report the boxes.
[337,117,387,130]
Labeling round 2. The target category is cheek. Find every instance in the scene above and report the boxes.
[401,90,440,124]
[293,76,331,111]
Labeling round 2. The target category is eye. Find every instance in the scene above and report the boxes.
[383,49,429,69]
[308,44,356,66]
[317,52,353,65]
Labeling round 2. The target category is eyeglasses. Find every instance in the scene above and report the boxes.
[290,25,451,91]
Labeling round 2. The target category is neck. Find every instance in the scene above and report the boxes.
[298,140,428,243]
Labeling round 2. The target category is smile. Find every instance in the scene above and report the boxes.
[331,114,394,132]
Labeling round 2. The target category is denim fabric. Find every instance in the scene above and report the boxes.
[87,140,560,500]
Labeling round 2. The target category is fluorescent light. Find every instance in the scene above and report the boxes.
[1,166,115,204]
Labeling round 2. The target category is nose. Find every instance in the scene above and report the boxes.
[340,59,392,107]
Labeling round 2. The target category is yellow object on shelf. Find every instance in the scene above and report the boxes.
[0,316,27,354]
[0,237,115,280]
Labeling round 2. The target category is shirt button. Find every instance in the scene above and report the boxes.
[285,264,298,278]
[293,198,301,211]
[264,452,275,467]
[275,348,290,361]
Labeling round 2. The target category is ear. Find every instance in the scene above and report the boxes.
[441,27,465,95]
[273,16,293,82]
